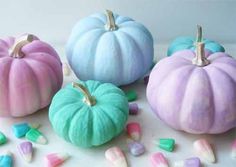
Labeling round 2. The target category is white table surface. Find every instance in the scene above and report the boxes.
[0,44,236,167]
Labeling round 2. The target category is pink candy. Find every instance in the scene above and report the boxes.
[150,152,169,167]
[105,146,128,167]
[193,139,215,163]
[45,153,69,167]
[126,122,141,141]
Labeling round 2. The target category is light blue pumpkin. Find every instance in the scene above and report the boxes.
[167,26,225,56]
[66,10,154,86]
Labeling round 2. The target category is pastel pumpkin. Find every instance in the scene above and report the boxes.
[147,42,236,134]
[167,26,225,56]
[66,10,154,86]
[49,80,128,147]
[0,34,63,117]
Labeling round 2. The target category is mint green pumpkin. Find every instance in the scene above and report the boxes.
[49,80,128,147]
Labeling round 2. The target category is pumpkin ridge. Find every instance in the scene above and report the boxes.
[177,67,197,130]
[2,58,13,116]
[68,105,92,146]
[200,69,215,131]
[94,106,118,141]
[118,30,146,68]
[24,54,62,87]
[20,60,42,111]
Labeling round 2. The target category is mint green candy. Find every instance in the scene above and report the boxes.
[156,138,175,152]
[49,80,129,148]
[26,128,47,145]
[0,132,7,145]
[125,90,137,102]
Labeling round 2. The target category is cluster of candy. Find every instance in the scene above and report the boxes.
[105,88,236,167]
[0,123,69,167]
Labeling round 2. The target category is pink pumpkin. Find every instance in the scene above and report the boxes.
[0,34,63,117]
[147,42,236,134]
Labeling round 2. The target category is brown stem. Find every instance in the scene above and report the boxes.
[196,25,203,43]
[105,10,118,31]
[192,42,210,67]
[72,82,96,106]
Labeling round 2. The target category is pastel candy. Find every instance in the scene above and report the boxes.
[193,139,215,163]
[105,146,128,167]
[144,75,149,85]
[45,153,69,167]
[62,62,71,76]
[26,128,47,145]
[128,141,145,156]
[126,122,141,141]
[174,157,201,167]
[18,141,33,163]
[231,139,236,158]
[129,103,139,115]
[156,138,175,152]
[125,90,137,102]
[12,123,30,138]
[150,152,169,167]
[0,131,7,145]
[0,152,13,167]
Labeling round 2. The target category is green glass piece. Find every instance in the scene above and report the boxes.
[157,138,175,152]
[0,132,7,145]
[125,90,137,102]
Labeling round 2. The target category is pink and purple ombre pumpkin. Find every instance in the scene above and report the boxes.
[0,34,63,117]
[147,42,236,134]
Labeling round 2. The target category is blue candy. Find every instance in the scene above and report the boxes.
[12,123,30,138]
[0,153,12,167]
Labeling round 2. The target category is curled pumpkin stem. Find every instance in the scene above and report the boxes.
[72,82,96,106]
[105,10,118,31]
[10,34,34,58]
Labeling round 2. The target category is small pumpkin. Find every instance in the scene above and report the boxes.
[0,34,63,117]
[66,10,154,86]
[167,25,225,56]
[147,42,236,134]
[49,80,128,147]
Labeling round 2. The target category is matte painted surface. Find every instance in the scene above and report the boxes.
[0,36,63,117]
[147,50,236,134]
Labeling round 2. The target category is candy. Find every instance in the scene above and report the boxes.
[155,138,175,152]
[105,146,128,167]
[0,152,13,167]
[150,152,169,167]
[12,123,30,138]
[174,157,201,167]
[144,75,149,85]
[0,131,7,145]
[231,139,236,158]
[193,139,215,163]
[126,122,141,141]
[128,141,145,156]
[12,122,40,138]
[129,103,139,115]
[26,128,47,144]
[45,153,69,167]
[125,90,137,102]
[18,141,33,163]
[62,62,71,76]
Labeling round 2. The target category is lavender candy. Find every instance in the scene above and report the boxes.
[128,141,145,156]
[129,103,139,115]
[174,157,201,167]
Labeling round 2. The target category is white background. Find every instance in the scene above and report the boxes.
[0,1,235,167]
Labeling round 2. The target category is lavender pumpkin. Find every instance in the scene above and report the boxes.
[147,42,236,134]
[0,34,63,117]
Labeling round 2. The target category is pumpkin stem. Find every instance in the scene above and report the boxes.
[72,82,96,106]
[192,42,210,67]
[105,10,118,31]
[196,25,203,43]
[9,34,34,58]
